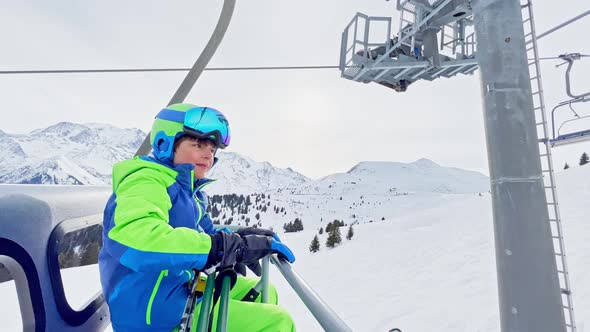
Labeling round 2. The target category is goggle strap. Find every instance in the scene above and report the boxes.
[155,108,185,123]
[183,127,226,148]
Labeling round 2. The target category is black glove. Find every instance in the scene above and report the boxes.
[236,227,276,239]
[234,262,248,277]
[237,227,284,243]
[239,235,295,264]
[235,227,283,276]
[233,261,263,277]
[207,233,295,271]
[207,232,243,270]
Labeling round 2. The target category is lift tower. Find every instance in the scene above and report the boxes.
[473,0,567,330]
[341,1,577,331]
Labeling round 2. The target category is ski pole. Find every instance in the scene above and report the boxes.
[179,270,201,332]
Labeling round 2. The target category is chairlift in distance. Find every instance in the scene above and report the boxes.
[549,52,590,147]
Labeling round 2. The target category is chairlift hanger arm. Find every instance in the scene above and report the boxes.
[561,54,590,99]
[134,0,236,157]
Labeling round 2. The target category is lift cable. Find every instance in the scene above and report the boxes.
[0,65,340,75]
[1,10,586,76]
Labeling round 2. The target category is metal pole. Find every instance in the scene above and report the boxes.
[472,1,566,331]
[270,256,352,332]
[135,0,236,157]
[195,272,216,332]
[216,276,231,332]
[261,256,270,303]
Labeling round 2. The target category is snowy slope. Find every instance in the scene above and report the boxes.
[1,166,588,331]
[278,166,590,331]
[206,158,490,233]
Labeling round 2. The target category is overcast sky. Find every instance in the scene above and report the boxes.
[1,0,589,179]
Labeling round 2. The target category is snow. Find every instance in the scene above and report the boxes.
[0,122,145,184]
[206,151,310,195]
[1,165,589,331]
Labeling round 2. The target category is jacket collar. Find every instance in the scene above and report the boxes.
[145,155,215,192]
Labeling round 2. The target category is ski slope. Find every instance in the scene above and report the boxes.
[0,167,589,331]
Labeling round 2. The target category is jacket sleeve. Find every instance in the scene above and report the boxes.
[198,213,216,235]
[103,169,212,273]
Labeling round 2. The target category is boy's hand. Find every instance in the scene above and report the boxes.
[236,227,282,243]
[233,262,262,276]
[208,232,295,271]
[239,235,295,264]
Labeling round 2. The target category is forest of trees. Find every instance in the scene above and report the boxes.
[284,218,304,233]
[208,193,288,227]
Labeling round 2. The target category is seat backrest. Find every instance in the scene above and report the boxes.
[0,185,111,332]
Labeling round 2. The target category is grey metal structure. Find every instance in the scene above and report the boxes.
[472,0,568,331]
[341,0,581,330]
[134,0,236,157]
[520,3,576,330]
[340,0,478,91]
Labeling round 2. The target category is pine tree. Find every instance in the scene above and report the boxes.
[564,163,570,170]
[580,152,589,166]
[346,225,354,240]
[293,218,303,231]
[326,226,342,248]
[319,227,324,235]
[309,235,320,253]
[326,222,332,233]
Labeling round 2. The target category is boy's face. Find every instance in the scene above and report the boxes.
[173,137,216,179]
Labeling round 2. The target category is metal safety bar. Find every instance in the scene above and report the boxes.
[269,255,352,332]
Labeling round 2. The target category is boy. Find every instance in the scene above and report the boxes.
[98,103,296,332]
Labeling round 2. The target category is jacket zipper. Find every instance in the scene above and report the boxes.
[146,269,168,325]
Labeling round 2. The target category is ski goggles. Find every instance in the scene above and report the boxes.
[157,106,231,149]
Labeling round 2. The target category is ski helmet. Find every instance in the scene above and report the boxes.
[150,103,230,161]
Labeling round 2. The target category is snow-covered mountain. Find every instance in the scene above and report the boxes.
[0,122,145,184]
[0,123,311,190]
[206,151,309,194]
[1,122,490,198]
[283,158,489,196]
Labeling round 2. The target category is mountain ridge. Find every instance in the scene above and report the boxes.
[0,122,489,196]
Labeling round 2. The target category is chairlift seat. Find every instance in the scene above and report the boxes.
[550,129,590,147]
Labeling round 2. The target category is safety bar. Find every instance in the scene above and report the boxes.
[196,252,352,332]
[269,255,352,332]
[550,97,589,140]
